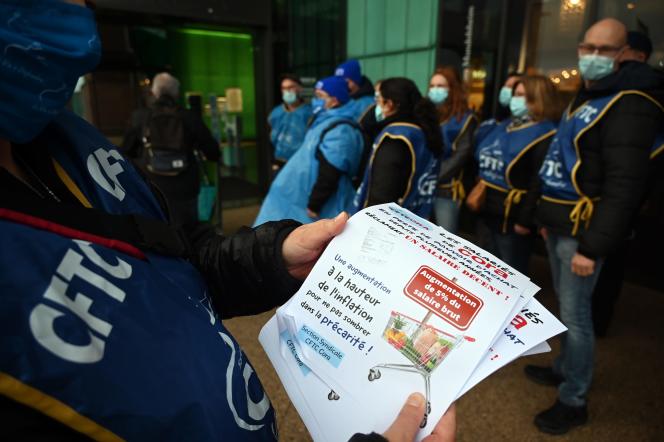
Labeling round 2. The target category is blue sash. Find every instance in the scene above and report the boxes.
[0,111,277,440]
[352,123,439,218]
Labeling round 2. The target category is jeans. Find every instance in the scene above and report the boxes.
[476,218,534,275]
[434,197,461,233]
[546,233,604,407]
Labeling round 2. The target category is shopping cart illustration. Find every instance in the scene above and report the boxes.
[367,310,474,427]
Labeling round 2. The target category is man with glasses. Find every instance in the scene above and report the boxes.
[526,18,664,435]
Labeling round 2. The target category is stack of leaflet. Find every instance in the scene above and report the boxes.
[259,203,565,441]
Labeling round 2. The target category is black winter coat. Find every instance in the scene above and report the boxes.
[536,61,664,258]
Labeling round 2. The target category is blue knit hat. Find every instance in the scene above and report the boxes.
[335,59,362,85]
[315,76,350,104]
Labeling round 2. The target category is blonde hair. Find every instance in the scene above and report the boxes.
[517,75,563,122]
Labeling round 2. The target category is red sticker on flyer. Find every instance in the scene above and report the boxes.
[403,266,483,330]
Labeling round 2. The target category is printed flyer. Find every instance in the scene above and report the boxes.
[260,204,565,441]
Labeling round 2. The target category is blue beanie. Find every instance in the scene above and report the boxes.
[315,76,350,104]
[335,59,362,85]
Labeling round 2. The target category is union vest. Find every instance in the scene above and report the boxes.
[0,111,277,441]
[539,90,664,235]
[438,111,477,200]
[476,118,556,231]
[352,123,439,218]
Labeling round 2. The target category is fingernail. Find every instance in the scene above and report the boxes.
[335,212,346,222]
[407,393,425,407]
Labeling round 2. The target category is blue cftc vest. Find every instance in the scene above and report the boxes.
[540,90,664,202]
[440,111,477,163]
[477,119,556,191]
[352,123,439,218]
[0,111,277,441]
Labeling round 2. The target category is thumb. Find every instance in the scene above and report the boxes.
[383,393,426,442]
[305,211,348,247]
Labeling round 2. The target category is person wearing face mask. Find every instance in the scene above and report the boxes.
[427,67,477,233]
[526,18,664,435]
[475,72,522,144]
[590,30,664,338]
[350,77,443,217]
[335,59,376,120]
[0,2,447,440]
[474,75,560,274]
[254,76,365,225]
[267,74,313,172]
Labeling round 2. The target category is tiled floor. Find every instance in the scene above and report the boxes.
[222,206,664,441]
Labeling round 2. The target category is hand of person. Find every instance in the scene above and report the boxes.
[571,252,596,277]
[282,212,348,280]
[306,208,319,219]
[539,227,548,241]
[514,224,531,236]
[382,393,456,442]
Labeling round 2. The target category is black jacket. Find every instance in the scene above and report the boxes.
[437,115,478,198]
[121,95,220,200]
[481,120,553,231]
[536,61,664,258]
[352,75,375,101]
[0,145,301,439]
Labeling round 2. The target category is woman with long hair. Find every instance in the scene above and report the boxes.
[474,74,563,274]
[351,77,443,217]
[428,67,478,233]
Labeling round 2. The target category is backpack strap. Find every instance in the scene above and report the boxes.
[0,190,192,260]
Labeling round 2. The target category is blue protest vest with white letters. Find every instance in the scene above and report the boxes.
[476,119,556,191]
[0,111,277,441]
[268,103,313,161]
[352,123,439,217]
[539,90,662,201]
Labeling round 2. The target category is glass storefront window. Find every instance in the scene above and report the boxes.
[597,0,664,69]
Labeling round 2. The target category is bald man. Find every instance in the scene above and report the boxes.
[527,18,664,435]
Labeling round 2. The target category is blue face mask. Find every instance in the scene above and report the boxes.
[0,0,101,143]
[374,104,384,122]
[578,54,615,81]
[282,90,297,105]
[428,87,449,105]
[499,87,513,107]
[311,97,326,114]
[509,96,529,118]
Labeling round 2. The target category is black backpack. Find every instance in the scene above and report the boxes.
[142,104,188,176]
[317,119,372,189]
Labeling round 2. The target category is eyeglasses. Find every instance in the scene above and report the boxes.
[577,43,623,56]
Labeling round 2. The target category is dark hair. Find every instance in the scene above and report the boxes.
[430,66,469,123]
[379,77,443,157]
[280,73,302,86]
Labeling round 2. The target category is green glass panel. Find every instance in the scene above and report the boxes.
[405,50,435,93]
[406,0,435,48]
[385,0,407,53]
[384,54,407,78]
[364,0,386,55]
[346,0,366,57]
[362,57,385,84]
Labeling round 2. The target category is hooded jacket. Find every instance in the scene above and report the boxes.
[536,61,664,258]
